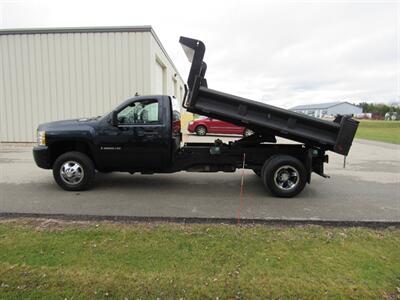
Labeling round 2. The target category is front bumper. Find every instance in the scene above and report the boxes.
[33,146,51,169]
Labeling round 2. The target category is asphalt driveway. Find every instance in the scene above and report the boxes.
[0,136,399,222]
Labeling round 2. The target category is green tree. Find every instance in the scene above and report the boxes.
[356,102,400,117]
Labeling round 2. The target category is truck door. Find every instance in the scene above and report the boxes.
[96,98,168,171]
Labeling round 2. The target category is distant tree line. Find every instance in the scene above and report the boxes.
[356,102,400,117]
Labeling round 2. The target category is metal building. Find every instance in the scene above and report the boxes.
[291,101,362,118]
[0,26,185,142]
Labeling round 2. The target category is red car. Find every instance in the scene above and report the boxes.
[188,117,253,136]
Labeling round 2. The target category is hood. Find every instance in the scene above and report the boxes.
[38,117,101,131]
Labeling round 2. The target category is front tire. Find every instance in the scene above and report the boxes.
[195,125,207,136]
[53,151,95,191]
[261,155,306,198]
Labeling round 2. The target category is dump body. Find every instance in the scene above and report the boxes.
[180,36,359,155]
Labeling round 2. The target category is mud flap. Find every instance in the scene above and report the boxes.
[307,149,330,182]
[306,149,313,183]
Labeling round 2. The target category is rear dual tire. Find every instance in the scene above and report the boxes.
[261,155,307,198]
[53,151,95,191]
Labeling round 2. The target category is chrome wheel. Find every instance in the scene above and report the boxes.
[273,165,299,191]
[60,161,84,185]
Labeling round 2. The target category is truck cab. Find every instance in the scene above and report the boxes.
[97,95,181,172]
[34,95,181,175]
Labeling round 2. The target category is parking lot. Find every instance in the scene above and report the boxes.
[1,135,399,222]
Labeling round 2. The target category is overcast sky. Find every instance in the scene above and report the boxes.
[1,0,399,108]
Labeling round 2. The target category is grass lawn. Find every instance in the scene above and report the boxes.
[0,219,399,299]
[355,120,400,144]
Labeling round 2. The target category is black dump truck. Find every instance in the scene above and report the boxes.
[33,36,359,197]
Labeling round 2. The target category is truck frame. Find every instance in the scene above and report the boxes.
[33,36,359,197]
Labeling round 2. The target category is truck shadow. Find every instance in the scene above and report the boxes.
[94,172,315,200]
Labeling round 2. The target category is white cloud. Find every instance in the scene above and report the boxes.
[1,0,398,107]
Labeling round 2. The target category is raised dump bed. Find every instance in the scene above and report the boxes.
[180,36,359,156]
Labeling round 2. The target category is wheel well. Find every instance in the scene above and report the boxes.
[49,141,94,167]
[251,153,307,169]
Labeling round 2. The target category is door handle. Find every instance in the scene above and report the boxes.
[117,126,130,132]
[136,130,158,137]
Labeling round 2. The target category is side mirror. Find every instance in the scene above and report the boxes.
[111,111,118,126]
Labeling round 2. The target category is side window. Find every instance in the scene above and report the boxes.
[171,97,181,122]
[117,99,159,125]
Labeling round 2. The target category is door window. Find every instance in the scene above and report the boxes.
[117,99,159,125]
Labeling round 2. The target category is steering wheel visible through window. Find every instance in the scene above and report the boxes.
[117,99,159,125]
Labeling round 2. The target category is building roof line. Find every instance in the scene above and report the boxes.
[324,102,348,110]
[291,101,357,110]
[0,25,154,35]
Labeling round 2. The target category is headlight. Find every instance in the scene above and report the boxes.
[189,121,194,125]
[37,131,46,146]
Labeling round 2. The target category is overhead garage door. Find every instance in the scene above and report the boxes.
[155,61,164,94]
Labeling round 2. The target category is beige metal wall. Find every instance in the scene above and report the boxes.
[0,29,179,142]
